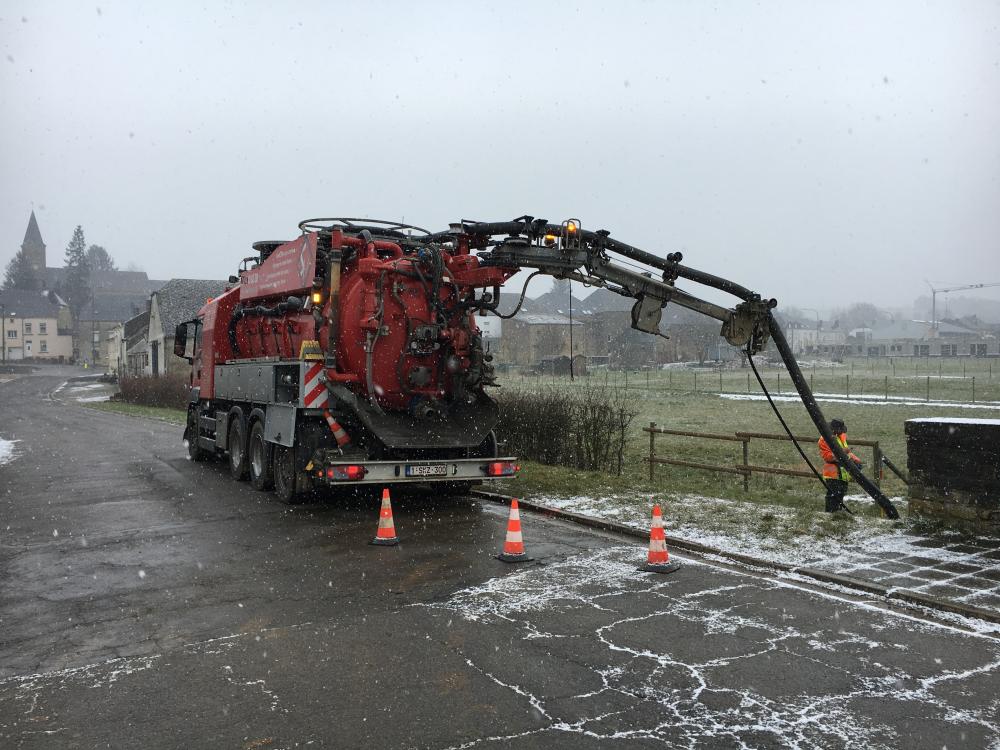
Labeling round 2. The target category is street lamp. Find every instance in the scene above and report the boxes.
[1,304,5,362]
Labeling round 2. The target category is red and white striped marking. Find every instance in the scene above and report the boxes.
[500,499,527,558]
[646,504,670,565]
[323,410,351,447]
[303,362,328,408]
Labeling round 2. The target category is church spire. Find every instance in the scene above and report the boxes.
[20,209,47,288]
[22,210,45,249]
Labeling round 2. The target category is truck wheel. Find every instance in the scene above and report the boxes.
[248,421,273,491]
[273,445,303,504]
[185,413,207,462]
[228,418,249,481]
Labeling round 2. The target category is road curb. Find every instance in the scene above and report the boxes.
[471,489,1000,628]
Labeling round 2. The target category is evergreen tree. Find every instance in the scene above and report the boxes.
[2,249,39,290]
[86,245,117,272]
[61,226,92,321]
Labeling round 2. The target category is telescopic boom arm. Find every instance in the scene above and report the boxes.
[448,216,899,519]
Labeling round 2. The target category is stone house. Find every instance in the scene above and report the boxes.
[147,279,228,376]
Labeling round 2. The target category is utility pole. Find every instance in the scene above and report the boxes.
[1,304,5,362]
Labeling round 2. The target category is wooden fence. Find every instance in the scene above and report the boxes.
[643,422,905,490]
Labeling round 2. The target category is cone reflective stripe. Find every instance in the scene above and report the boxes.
[371,487,399,546]
[498,499,531,563]
[641,504,680,574]
[323,409,351,447]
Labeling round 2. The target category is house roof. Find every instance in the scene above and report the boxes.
[123,310,150,344]
[0,288,64,318]
[90,270,166,294]
[154,278,228,335]
[870,319,976,340]
[78,296,150,323]
[22,210,44,248]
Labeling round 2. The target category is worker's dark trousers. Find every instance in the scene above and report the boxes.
[824,479,848,512]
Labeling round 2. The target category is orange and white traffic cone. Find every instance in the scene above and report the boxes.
[497,498,531,563]
[641,504,680,574]
[371,488,399,546]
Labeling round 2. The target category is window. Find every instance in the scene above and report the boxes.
[40,340,47,353]
[93,330,101,344]
[974,344,987,356]
[39,322,47,334]
[914,344,930,356]
[24,322,32,333]
[6,330,15,339]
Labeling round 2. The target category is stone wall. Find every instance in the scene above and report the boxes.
[906,418,1000,532]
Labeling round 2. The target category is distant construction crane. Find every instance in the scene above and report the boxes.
[927,281,1000,330]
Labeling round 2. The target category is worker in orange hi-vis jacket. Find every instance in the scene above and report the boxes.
[817,418,863,513]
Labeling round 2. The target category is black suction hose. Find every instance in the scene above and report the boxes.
[767,315,899,519]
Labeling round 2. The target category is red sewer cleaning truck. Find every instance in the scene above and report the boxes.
[176,216,898,517]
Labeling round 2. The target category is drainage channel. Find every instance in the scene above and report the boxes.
[471,489,1000,634]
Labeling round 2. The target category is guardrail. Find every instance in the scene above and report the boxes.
[643,422,896,490]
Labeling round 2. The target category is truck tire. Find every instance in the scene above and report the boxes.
[248,421,274,491]
[273,445,303,504]
[185,412,208,462]
[228,417,250,481]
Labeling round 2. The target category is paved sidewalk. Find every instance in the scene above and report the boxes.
[816,533,1000,612]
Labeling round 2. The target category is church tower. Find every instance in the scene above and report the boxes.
[21,210,47,287]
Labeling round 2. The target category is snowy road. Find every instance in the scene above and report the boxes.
[1,370,998,748]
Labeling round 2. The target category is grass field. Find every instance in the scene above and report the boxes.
[505,355,1000,404]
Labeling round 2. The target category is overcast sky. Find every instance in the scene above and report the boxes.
[2,1,998,314]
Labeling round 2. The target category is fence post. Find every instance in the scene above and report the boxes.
[872,442,882,488]
[884,375,888,402]
[742,438,750,492]
[810,372,813,391]
[625,370,628,390]
[972,377,975,404]
[646,370,649,390]
[747,371,750,393]
[694,372,698,392]
[719,370,723,394]
[669,369,672,390]
[649,422,656,481]
[846,374,850,398]
[926,375,930,402]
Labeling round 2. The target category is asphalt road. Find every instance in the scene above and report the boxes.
[1,369,998,749]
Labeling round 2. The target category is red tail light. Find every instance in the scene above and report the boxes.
[485,461,519,477]
[326,464,367,481]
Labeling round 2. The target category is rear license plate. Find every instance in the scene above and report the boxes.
[405,464,448,477]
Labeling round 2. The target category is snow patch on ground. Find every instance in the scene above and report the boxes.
[531,491,998,581]
[0,438,19,466]
[65,383,105,392]
[76,395,111,403]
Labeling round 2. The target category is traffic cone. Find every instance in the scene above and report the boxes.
[641,504,680,574]
[497,499,532,563]
[371,488,399,546]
